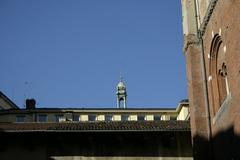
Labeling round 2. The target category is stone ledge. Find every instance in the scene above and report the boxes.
[183,34,199,53]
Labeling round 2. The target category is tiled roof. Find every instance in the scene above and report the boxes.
[0,121,190,132]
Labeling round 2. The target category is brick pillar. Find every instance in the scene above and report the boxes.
[184,34,213,160]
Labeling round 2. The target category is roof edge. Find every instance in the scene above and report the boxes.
[0,91,19,109]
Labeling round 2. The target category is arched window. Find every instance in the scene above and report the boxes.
[209,34,229,115]
[217,62,228,105]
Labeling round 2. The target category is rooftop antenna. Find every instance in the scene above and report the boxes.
[24,81,28,99]
[23,81,32,107]
[11,87,16,105]
[120,72,123,82]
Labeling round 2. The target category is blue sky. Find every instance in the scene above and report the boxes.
[0,0,187,108]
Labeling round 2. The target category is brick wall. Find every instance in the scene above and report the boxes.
[182,0,240,159]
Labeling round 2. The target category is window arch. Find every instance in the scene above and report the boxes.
[209,34,229,115]
[217,62,228,105]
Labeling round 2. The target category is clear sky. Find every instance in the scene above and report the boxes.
[0,0,187,108]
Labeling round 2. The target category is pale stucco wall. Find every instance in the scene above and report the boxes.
[0,104,189,123]
[129,115,137,121]
[0,99,13,110]
[0,113,183,122]
[145,115,154,121]
[97,115,105,121]
[195,0,211,26]
[81,115,88,121]
[182,0,212,34]
[181,0,198,35]
[161,115,170,121]
[177,106,189,120]
[113,115,121,121]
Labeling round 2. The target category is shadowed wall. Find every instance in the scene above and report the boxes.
[0,131,192,160]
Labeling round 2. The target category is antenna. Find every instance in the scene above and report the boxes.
[11,87,15,104]
[120,72,123,82]
[23,81,28,107]
[24,81,32,99]
[24,81,28,99]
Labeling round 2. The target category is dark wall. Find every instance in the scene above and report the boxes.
[0,131,192,160]
[193,126,240,160]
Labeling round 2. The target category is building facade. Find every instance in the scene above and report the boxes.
[0,79,190,123]
[0,80,192,160]
[0,101,190,123]
[181,0,240,159]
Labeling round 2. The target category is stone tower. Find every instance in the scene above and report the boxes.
[116,77,127,108]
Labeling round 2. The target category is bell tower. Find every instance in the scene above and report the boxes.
[116,77,127,108]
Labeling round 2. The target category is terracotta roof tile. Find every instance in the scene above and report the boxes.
[0,121,190,132]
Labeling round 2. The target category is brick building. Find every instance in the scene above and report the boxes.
[181,0,240,159]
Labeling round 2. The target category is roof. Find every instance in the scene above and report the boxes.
[0,91,19,109]
[0,108,181,115]
[0,121,190,132]
[0,107,184,115]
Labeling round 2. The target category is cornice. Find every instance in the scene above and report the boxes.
[183,34,199,53]
[200,0,219,36]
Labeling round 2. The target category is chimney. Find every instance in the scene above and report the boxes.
[26,99,36,110]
